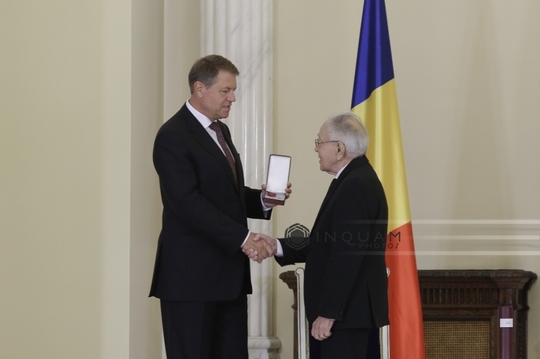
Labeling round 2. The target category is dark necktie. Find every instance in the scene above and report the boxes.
[209,121,238,185]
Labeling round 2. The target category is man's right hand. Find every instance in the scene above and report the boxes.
[242,233,277,263]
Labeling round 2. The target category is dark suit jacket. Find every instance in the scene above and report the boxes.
[277,156,389,329]
[150,104,268,302]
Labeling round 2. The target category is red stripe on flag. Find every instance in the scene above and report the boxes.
[386,221,425,358]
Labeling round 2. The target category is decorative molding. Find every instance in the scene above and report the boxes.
[413,220,540,255]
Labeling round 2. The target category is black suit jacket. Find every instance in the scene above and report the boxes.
[277,156,389,329]
[150,104,268,301]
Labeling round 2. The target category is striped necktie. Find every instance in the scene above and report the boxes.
[209,121,238,185]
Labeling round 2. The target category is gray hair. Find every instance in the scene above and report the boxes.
[325,112,369,158]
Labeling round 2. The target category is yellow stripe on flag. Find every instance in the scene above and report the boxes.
[352,79,410,231]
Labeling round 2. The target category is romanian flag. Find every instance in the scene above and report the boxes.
[351,0,425,358]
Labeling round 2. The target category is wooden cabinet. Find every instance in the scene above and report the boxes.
[280,269,536,359]
[420,270,536,359]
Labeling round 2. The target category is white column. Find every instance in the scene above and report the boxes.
[201,1,279,358]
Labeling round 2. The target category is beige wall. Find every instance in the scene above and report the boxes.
[1,0,540,359]
[273,1,540,359]
[0,0,170,357]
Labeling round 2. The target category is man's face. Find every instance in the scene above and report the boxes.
[198,70,237,120]
[315,123,339,175]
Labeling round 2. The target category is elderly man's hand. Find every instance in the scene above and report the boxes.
[242,233,277,263]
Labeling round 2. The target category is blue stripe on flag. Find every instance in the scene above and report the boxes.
[351,0,395,108]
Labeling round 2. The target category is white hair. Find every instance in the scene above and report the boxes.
[325,112,369,158]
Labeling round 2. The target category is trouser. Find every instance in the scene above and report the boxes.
[309,326,371,359]
[160,295,248,359]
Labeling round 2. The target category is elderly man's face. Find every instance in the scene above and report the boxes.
[315,123,340,175]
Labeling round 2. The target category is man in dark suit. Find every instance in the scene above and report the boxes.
[248,112,388,359]
[150,54,287,359]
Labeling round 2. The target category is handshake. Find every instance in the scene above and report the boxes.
[241,232,277,263]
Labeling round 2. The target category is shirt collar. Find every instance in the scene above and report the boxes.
[335,162,349,179]
[186,100,214,129]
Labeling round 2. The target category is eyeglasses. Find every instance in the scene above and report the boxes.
[314,139,339,147]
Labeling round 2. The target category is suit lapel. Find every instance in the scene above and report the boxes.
[311,156,368,229]
[312,178,340,230]
[319,179,339,213]
[182,108,241,190]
